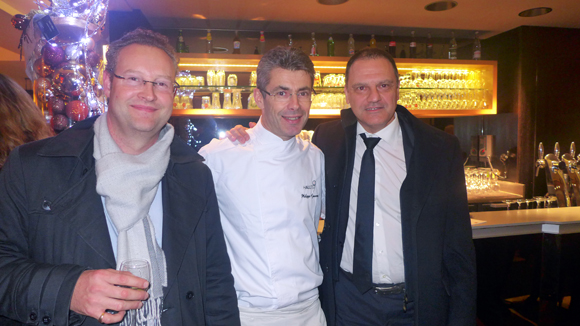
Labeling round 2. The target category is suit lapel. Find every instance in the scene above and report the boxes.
[51,168,117,268]
[337,110,358,257]
[398,107,444,228]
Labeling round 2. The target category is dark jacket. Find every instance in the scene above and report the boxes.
[0,117,240,326]
[312,106,476,326]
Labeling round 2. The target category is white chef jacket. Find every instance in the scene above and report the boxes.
[198,119,325,310]
[340,112,407,284]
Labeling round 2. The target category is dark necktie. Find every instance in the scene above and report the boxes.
[352,134,381,294]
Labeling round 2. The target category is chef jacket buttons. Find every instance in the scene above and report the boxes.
[42,200,51,211]
[186,291,194,299]
[42,315,51,324]
[29,312,37,321]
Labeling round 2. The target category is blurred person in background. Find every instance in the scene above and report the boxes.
[0,74,53,170]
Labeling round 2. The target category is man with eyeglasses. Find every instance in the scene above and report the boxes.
[0,28,239,326]
[198,46,326,326]
[227,48,476,326]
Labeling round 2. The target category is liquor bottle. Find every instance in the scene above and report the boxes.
[400,49,406,58]
[288,34,293,47]
[259,31,265,55]
[310,32,318,56]
[327,34,335,57]
[473,31,481,60]
[426,33,433,58]
[347,34,355,56]
[409,31,417,58]
[253,46,259,54]
[206,30,213,54]
[369,34,377,48]
[388,30,396,57]
[233,31,241,54]
[448,31,457,60]
[176,30,185,53]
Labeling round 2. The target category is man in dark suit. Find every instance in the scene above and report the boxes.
[0,29,239,326]
[312,48,476,326]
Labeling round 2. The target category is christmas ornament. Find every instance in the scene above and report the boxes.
[66,100,89,121]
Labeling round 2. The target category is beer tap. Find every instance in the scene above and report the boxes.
[561,142,580,206]
[535,142,546,177]
[486,151,509,180]
[536,142,571,207]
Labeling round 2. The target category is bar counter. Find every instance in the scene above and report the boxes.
[471,206,580,325]
[471,206,580,239]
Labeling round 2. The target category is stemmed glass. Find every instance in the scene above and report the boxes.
[120,259,151,284]
[119,260,151,326]
[525,199,532,209]
[534,196,544,208]
[516,199,524,209]
[504,199,513,210]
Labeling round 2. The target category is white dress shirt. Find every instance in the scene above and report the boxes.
[340,112,407,284]
[198,119,325,310]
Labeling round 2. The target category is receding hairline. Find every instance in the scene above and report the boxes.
[346,57,400,86]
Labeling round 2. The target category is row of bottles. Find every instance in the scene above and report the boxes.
[176,30,482,60]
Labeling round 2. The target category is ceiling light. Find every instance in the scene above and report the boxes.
[192,14,206,19]
[519,7,552,17]
[425,1,458,11]
[318,0,348,5]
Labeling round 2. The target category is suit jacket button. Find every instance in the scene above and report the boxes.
[29,312,37,321]
[325,266,329,273]
[186,291,194,300]
[42,316,51,324]
[42,200,51,211]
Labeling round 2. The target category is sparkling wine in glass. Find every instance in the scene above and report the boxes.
[120,259,151,289]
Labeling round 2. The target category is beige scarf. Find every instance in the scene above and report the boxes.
[93,113,174,326]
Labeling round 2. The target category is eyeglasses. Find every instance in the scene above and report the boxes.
[113,73,180,94]
[259,88,315,103]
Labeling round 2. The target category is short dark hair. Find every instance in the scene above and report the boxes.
[345,47,399,85]
[105,28,178,79]
[257,46,315,90]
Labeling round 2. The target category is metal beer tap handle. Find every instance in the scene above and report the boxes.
[562,142,580,206]
[536,142,546,177]
[544,142,571,207]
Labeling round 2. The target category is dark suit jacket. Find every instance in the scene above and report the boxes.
[0,118,240,326]
[312,106,476,326]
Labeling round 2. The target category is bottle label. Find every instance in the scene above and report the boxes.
[427,44,433,48]
[349,49,355,55]
[389,41,396,47]
[410,42,416,48]
[179,36,184,42]
[234,41,240,49]
[260,36,265,42]
[311,46,316,56]
[473,50,481,59]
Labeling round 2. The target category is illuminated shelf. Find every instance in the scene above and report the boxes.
[171,108,495,119]
[174,54,497,117]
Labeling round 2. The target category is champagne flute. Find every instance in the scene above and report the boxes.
[120,259,151,286]
[119,260,150,326]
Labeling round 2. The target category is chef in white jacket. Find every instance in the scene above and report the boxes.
[198,46,326,326]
